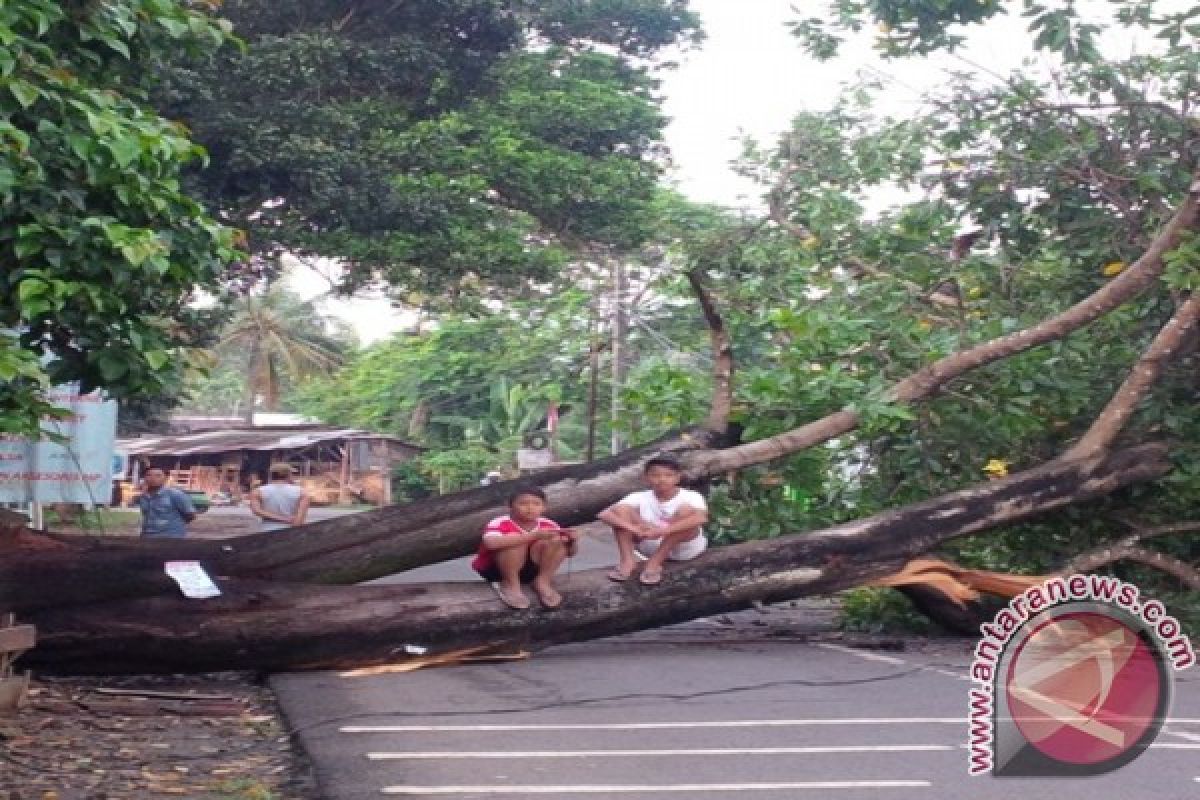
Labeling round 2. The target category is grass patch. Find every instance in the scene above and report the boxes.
[44,508,139,534]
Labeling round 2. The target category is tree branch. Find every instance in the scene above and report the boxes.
[1062,522,1200,592]
[692,173,1200,475]
[686,269,733,433]
[767,144,811,239]
[1068,292,1200,458]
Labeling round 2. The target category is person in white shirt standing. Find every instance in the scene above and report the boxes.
[596,455,708,586]
[249,463,310,532]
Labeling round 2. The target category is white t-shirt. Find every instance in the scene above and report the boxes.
[618,488,707,534]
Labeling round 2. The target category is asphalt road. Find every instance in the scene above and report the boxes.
[273,626,1200,800]
[272,527,1200,800]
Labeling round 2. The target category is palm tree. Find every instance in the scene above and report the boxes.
[215,287,351,417]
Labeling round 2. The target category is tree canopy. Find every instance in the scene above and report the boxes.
[0,0,239,435]
[294,0,1200,623]
[153,0,702,301]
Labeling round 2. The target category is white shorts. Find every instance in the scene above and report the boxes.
[635,533,708,562]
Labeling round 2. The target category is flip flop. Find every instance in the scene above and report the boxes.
[638,569,663,586]
[607,567,634,582]
[493,584,530,610]
[533,584,563,610]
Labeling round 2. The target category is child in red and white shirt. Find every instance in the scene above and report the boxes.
[473,486,577,610]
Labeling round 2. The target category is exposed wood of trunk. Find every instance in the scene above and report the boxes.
[694,173,1200,475]
[24,444,1168,674]
[686,268,734,433]
[1067,292,1200,458]
[0,430,729,614]
[871,520,1200,632]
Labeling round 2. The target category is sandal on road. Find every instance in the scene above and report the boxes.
[493,584,531,610]
[638,569,663,586]
[607,567,635,582]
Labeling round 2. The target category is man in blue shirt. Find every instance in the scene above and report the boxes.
[135,467,196,537]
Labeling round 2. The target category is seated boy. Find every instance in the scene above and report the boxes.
[596,455,708,586]
[472,486,578,610]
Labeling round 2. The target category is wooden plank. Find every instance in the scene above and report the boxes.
[91,687,233,701]
[0,672,31,712]
[0,624,35,654]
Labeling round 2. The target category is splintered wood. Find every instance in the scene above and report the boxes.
[870,557,1048,605]
[339,644,530,677]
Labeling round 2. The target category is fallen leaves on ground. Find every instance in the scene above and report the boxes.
[0,673,316,799]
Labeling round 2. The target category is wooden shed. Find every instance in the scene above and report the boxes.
[115,426,424,507]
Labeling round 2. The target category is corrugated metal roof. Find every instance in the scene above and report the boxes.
[116,426,423,457]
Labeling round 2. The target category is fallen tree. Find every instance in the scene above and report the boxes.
[8,174,1196,606]
[3,170,1196,674]
[22,442,1167,673]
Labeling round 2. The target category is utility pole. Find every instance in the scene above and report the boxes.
[610,257,626,455]
[585,305,599,462]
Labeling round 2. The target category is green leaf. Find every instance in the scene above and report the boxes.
[85,111,113,136]
[17,278,45,306]
[108,135,140,167]
[109,38,131,59]
[7,79,40,109]
[144,350,169,371]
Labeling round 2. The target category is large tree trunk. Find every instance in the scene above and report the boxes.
[23,443,1168,674]
[0,429,729,615]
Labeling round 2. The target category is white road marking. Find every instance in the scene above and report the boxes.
[341,717,1200,734]
[367,744,955,760]
[817,643,907,665]
[342,717,966,733]
[817,642,973,681]
[381,780,933,795]
[1150,743,1200,750]
[1164,728,1200,743]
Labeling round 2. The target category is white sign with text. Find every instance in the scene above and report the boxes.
[0,385,118,504]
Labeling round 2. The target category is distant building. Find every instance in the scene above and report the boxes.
[166,412,317,433]
[116,425,424,506]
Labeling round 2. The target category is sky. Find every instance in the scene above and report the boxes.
[285,0,1140,343]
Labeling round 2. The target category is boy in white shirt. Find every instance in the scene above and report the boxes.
[596,455,708,586]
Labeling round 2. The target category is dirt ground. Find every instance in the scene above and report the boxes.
[46,509,263,539]
[0,673,319,799]
[6,512,317,798]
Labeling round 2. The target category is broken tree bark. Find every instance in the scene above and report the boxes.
[868,519,1200,633]
[23,443,1168,673]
